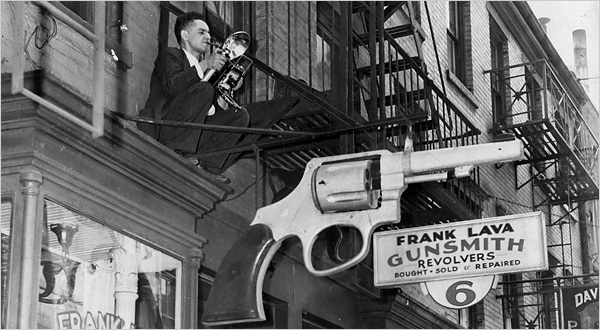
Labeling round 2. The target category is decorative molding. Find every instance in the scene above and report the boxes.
[1,71,226,252]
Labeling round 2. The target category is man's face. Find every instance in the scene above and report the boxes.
[182,19,211,55]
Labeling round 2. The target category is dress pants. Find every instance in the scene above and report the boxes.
[157,81,250,171]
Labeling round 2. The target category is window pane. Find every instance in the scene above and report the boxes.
[1,199,13,329]
[38,199,181,329]
[106,2,124,43]
[60,2,95,25]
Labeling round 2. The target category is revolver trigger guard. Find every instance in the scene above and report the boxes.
[302,222,373,277]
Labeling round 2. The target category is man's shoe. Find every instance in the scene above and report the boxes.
[182,155,230,183]
[197,163,230,184]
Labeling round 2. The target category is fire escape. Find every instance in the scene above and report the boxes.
[190,1,484,304]
[192,1,483,223]
[488,60,599,328]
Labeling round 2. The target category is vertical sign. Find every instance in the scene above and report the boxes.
[562,284,599,329]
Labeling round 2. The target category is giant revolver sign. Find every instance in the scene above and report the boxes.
[373,212,548,287]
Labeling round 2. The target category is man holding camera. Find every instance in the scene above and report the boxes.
[139,11,249,182]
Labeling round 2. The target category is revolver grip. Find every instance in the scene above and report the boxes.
[202,224,280,326]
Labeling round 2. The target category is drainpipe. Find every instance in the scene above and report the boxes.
[573,29,589,91]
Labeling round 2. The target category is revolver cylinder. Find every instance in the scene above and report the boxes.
[311,160,380,213]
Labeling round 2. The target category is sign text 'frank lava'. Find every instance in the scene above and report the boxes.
[373,212,548,287]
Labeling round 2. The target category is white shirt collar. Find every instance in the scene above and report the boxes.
[182,48,199,67]
[182,48,216,115]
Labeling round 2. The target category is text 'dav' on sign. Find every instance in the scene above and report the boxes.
[373,212,548,287]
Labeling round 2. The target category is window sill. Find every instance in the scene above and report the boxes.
[446,70,479,109]
[51,2,133,70]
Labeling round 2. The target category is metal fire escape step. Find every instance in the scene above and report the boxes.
[365,88,428,108]
[357,24,415,44]
[500,119,600,205]
[356,57,423,77]
[351,1,407,15]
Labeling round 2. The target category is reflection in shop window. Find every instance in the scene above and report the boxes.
[1,199,13,329]
[38,199,181,329]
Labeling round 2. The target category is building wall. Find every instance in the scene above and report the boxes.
[2,1,594,328]
[0,1,158,116]
[412,1,591,328]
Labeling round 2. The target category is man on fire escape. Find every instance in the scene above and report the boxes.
[138,11,250,183]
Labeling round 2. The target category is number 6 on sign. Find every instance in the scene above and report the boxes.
[421,275,499,309]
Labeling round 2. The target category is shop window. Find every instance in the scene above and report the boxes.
[38,199,181,329]
[1,199,13,329]
[302,310,343,328]
[446,1,471,88]
[56,1,132,68]
[198,269,288,329]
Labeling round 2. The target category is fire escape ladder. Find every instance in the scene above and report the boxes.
[348,1,484,220]
[354,2,429,151]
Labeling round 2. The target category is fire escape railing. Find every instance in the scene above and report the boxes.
[369,25,482,216]
[139,1,485,216]
[487,59,599,204]
[225,1,484,216]
[378,29,480,150]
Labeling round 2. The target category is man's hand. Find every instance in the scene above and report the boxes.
[232,77,244,91]
[202,51,227,72]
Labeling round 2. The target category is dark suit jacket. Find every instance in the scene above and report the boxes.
[138,47,210,140]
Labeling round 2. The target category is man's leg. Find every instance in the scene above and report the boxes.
[158,82,215,154]
[195,107,250,171]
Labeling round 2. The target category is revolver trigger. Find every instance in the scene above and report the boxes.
[326,227,345,263]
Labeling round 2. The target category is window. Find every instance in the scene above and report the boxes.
[60,2,123,42]
[37,200,181,329]
[315,2,342,93]
[447,2,469,86]
[1,199,13,329]
[468,301,485,328]
[489,16,509,128]
[502,273,522,329]
[525,67,544,121]
[58,1,131,68]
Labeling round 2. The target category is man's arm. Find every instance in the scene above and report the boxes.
[154,48,205,97]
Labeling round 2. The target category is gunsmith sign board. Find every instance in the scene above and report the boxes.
[373,212,548,287]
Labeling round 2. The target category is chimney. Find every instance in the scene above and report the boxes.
[538,17,551,33]
[573,29,589,91]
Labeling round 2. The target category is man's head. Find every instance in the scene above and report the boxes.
[174,11,211,55]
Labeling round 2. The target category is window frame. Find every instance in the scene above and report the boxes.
[54,2,133,69]
[37,198,184,329]
[447,1,467,84]
[315,1,343,97]
[489,17,509,128]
